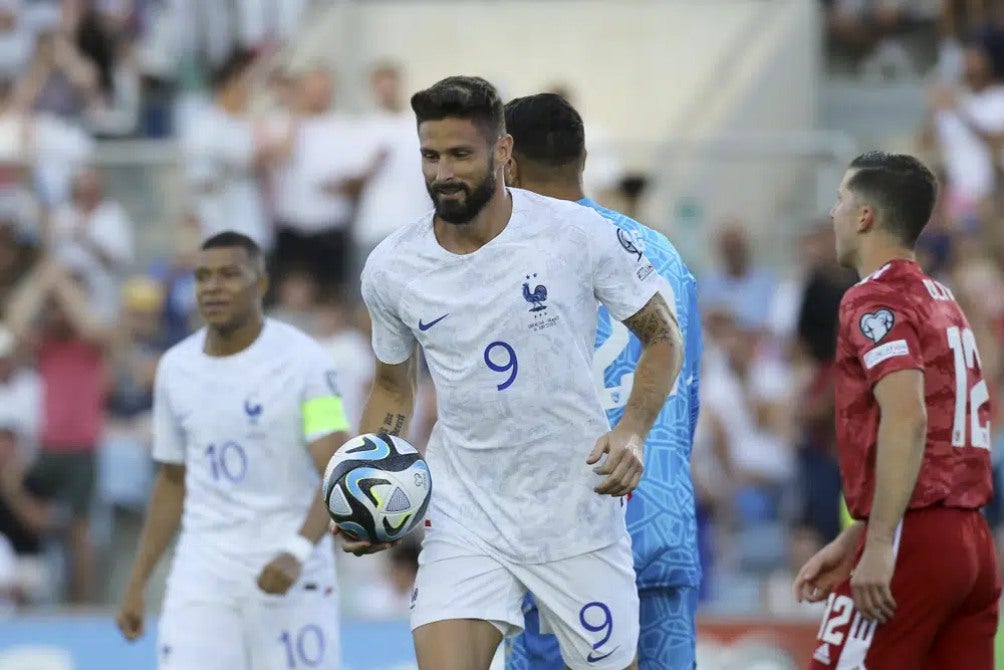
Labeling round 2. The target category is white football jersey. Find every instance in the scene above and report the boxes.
[361,188,660,562]
[153,319,343,595]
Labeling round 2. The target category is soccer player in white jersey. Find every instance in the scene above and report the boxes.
[338,76,683,670]
[116,232,350,670]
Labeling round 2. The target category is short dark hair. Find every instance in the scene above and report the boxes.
[504,93,585,167]
[410,76,505,140]
[210,48,256,91]
[201,231,264,269]
[847,151,938,246]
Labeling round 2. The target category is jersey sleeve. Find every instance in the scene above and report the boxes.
[299,342,351,443]
[585,213,660,322]
[841,287,925,385]
[151,357,185,464]
[360,258,416,365]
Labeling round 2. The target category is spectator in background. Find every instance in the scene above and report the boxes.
[270,66,370,295]
[165,0,310,72]
[0,1,35,81]
[352,62,431,290]
[46,166,134,319]
[0,75,92,210]
[697,309,794,525]
[4,258,112,603]
[926,26,1004,231]
[788,226,857,544]
[83,32,141,138]
[267,266,320,334]
[13,28,100,120]
[699,222,777,331]
[100,275,168,512]
[0,326,39,453]
[822,0,916,78]
[793,227,857,366]
[181,48,273,250]
[0,220,36,304]
[150,212,201,345]
[696,308,794,599]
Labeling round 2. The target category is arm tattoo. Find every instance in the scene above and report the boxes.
[381,412,407,436]
[623,293,675,345]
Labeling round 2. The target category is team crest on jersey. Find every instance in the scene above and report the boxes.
[859,307,895,343]
[522,274,548,312]
[523,273,559,332]
[244,397,263,424]
[616,227,645,261]
[325,370,341,396]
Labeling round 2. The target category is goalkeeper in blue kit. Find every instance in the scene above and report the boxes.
[503,93,703,670]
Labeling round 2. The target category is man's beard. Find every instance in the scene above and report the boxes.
[428,162,497,225]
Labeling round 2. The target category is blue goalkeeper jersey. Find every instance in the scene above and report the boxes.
[581,198,702,590]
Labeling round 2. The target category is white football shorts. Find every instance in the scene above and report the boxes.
[410,527,639,670]
[158,576,340,670]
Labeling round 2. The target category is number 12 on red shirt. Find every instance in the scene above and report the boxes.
[946,326,991,450]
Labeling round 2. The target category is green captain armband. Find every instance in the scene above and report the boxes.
[839,494,854,531]
[302,395,350,440]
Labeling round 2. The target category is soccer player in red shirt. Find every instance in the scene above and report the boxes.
[793,152,1000,669]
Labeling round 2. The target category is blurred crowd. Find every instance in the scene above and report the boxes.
[0,0,1001,629]
[0,0,437,617]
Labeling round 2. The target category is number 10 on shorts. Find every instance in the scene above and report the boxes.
[279,625,325,668]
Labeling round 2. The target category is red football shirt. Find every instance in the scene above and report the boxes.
[835,259,993,520]
[38,336,107,452]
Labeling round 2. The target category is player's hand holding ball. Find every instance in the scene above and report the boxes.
[330,523,397,557]
[256,552,303,595]
[322,433,432,557]
[588,428,644,496]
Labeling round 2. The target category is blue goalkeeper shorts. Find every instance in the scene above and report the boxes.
[505,586,697,670]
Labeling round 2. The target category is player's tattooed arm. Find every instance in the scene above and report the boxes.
[381,412,408,436]
[358,354,418,439]
[620,292,683,436]
[589,293,682,496]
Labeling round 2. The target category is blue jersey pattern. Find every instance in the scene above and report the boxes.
[582,198,702,590]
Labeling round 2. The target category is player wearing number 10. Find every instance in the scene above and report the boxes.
[347,77,683,670]
[503,93,702,670]
[116,232,350,669]
[794,153,1000,669]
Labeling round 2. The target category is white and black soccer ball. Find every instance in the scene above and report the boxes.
[322,433,432,543]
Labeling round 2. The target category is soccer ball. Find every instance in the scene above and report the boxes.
[322,432,432,543]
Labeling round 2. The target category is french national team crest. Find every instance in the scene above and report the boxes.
[523,273,558,332]
[522,274,548,312]
[859,307,895,343]
[244,397,263,425]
